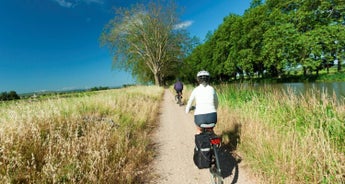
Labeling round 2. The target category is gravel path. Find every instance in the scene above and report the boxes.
[152,89,257,184]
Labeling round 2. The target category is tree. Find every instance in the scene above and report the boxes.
[0,91,20,101]
[100,0,194,86]
[238,3,268,78]
[224,14,245,80]
[181,45,203,83]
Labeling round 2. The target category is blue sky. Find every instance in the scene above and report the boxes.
[0,0,251,94]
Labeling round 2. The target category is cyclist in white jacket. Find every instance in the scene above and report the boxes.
[185,70,218,133]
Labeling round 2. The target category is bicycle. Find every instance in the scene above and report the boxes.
[175,91,183,106]
[200,123,223,184]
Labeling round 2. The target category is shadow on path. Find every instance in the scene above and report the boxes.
[218,123,243,183]
[218,145,242,183]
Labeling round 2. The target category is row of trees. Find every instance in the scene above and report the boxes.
[0,91,20,101]
[181,0,345,83]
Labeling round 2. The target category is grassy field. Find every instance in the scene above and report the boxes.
[0,86,164,183]
[213,84,345,184]
[3,83,344,183]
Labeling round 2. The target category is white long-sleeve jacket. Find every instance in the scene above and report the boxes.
[185,84,218,115]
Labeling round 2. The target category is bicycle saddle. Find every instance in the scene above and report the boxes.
[200,123,215,128]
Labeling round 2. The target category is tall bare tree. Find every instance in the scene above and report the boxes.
[100,0,194,86]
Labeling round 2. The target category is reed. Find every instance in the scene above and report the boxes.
[0,86,163,183]
[215,84,345,183]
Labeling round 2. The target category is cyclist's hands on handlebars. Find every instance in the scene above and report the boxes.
[185,107,190,114]
[185,106,195,114]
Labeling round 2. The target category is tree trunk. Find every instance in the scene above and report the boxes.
[154,73,160,86]
[303,67,307,76]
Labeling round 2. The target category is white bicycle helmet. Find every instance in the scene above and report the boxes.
[197,70,210,77]
[197,70,210,86]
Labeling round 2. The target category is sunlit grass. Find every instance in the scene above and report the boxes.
[0,86,164,183]
[214,84,345,183]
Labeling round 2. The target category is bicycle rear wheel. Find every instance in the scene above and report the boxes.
[210,138,223,184]
[177,94,182,105]
[210,166,223,184]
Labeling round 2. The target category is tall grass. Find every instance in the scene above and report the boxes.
[0,86,163,183]
[215,84,345,183]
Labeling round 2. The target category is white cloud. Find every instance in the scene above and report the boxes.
[52,0,104,8]
[174,20,193,30]
[53,0,74,8]
[83,0,104,4]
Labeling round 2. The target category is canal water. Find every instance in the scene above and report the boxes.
[260,82,345,102]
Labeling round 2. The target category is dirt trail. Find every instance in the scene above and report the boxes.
[152,89,257,184]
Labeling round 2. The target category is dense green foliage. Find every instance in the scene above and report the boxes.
[182,0,345,83]
[0,91,20,101]
[89,86,110,91]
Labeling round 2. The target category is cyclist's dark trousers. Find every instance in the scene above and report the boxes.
[194,112,217,127]
[175,90,182,94]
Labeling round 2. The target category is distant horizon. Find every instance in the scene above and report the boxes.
[16,83,137,95]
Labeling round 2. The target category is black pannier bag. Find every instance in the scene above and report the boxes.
[193,133,211,169]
